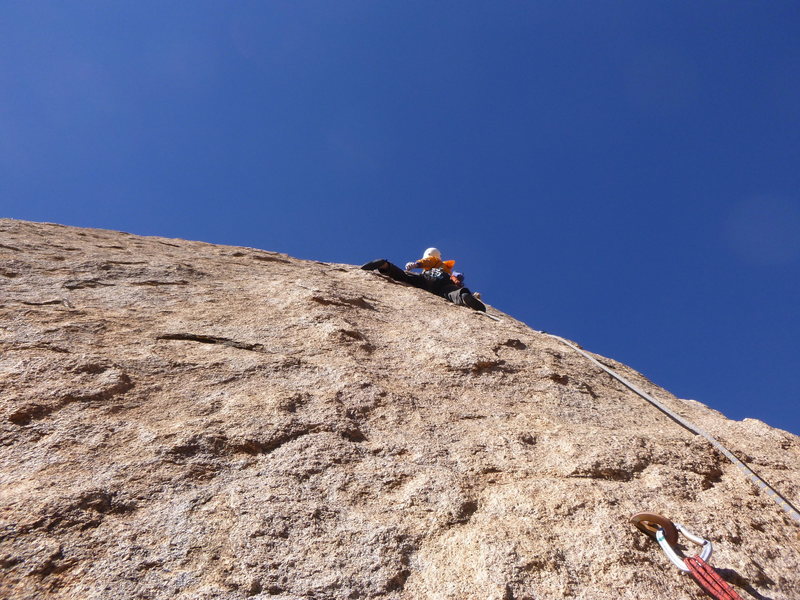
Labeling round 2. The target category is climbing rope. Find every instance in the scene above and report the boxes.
[685,556,744,600]
[631,512,744,600]
[545,333,800,527]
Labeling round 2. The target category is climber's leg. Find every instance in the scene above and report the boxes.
[363,260,428,290]
[361,259,389,271]
[447,286,486,312]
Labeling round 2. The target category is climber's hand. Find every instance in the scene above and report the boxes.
[404,262,417,271]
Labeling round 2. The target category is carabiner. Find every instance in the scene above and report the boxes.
[656,522,713,572]
[630,512,713,573]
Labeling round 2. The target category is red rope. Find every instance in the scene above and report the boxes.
[684,556,744,600]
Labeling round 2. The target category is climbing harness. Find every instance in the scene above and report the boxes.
[631,512,744,600]
[545,333,800,528]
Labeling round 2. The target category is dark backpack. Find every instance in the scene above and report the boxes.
[423,267,451,283]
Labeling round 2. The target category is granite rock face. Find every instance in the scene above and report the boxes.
[1,218,798,599]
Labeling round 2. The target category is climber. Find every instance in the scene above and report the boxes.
[361,248,486,312]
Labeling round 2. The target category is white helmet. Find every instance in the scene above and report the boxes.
[423,247,441,259]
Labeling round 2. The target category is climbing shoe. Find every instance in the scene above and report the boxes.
[462,292,486,312]
[361,259,388,271]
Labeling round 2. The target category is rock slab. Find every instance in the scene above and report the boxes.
[1,219,798,599]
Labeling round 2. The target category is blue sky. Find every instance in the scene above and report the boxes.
[2,2,799,435]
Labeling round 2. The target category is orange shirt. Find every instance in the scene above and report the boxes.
[416,256,456,274]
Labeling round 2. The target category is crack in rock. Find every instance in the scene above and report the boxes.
[494,339,528,351]
[470,360,515,375]
[311,295,376,310]
[63,279,114,290]
[19,299,65,306]
[157,333,274,353]
[8,367,134,426]
[130,280,189,286]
